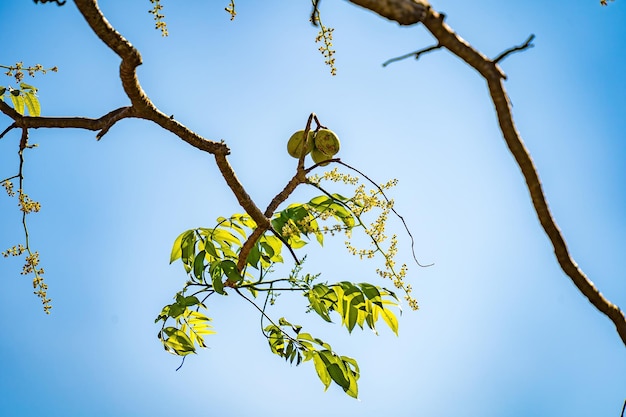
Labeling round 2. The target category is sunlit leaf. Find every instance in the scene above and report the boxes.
[312,352,331,390]
[10,93,25,115]
[380,306,399,336]
[170,230,193,263]
[246,243,261,269]
[193,251,206,281]
[23,91,40,116]
[220,259,242,284]
[19,82,38,92]
[162,327,196,356]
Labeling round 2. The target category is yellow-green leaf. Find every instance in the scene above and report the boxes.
[10,93,25,115]
[23,91,40,116]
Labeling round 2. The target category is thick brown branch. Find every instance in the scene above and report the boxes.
[214,153,270,230]
[486,76,626,345]
[71,0,273,235]
[352,1,626,345]
[0,101,135,139]
[73,0,228,155]
[346,0,430,25]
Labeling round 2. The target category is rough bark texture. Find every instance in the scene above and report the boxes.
[347,0,430,25]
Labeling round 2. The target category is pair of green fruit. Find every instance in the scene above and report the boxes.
[287,129,341,166]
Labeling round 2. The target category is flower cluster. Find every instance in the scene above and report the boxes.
[311,6,337,76]
[3,246,51,313]
[23,251,51,314]
[18,190,41,214]
[1,62,58,84]
[1,179,15,197]
[2,174,49,312]
[149,0,168,36]
[314,171,418,310]
[309,167,359,185]
[2,244,25,258]
[225,0,236,20]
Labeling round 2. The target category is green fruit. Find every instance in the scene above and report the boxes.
[314,129,340,157]
[287,130,314,159]
[311,147,332,166]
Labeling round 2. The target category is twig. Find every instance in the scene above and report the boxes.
[382,44,442,67]
[311,0,321,26]
[237,113,321,271]
[620,399,626,417]
[335,160,433,268]
[0,123,16,139]
[33,0,67,5]
[493,34,535,64]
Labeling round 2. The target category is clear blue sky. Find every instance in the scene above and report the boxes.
[1,1,624,416]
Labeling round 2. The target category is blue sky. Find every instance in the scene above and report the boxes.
[1,1,624,416]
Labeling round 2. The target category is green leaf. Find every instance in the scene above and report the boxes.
[319,350,350,390]
[19,82,38,92]
[10,93,25,115]
[211,228,241,247]
[23,91,40,116]
[341,356,360,398]
[0,86,6,96]
[307,285,334,322]
[180,231,197,272]
[380,305,399,336]
[167,303,185,319]
[359,283,383,308]
[246,242,261,269]
[312,352,332,390]
[209,262,225,295]
[204,239,218,259]
[193,251,206,281]
[220,260,242,284]
[265,325,285,355]
[170,230,193,263]
[180,295,200,307]
[346,299,359,333]
[185,310,215,345]
[162,327,196,356]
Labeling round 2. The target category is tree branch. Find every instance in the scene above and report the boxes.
[382,43,442,67]
[346,0,430,26]
[0,101,135,139]
[351,1,626,345]
[493,34,535,64]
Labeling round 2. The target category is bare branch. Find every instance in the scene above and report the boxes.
[382,43,442,67]
[493,34,535,64]
[420,9,626,345]
[0,101,136,139]
[0,122,17,139]
[361,2,626,344]
[71,0,272,241]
